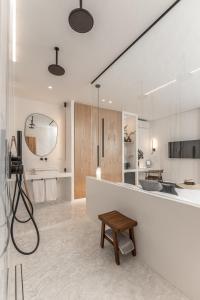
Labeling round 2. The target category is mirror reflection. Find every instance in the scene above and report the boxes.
[24,113,58,157]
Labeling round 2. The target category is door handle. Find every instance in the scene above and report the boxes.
[102,118,104,158]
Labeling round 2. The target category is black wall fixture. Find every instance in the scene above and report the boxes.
[91,0,181,84]
[48,47,65,76]
[69,0,94,33]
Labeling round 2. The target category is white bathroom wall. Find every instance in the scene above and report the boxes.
[0,0,9,298]
[14,97,66,171]
[149,108,200,183]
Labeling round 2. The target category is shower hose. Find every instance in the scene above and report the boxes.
[10,173,40,255]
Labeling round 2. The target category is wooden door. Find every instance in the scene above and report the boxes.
[25,136,36,154]
[74,103,122,198]
[74,103,92,199]
[100,109,122,182]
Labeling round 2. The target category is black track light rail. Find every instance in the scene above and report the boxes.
[91,0,181,85]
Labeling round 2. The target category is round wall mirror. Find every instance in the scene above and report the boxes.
[24,113,58,157]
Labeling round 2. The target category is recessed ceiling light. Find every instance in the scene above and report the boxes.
[108,100,112,104]
[101,99,106,102]
[144,79,177,96]
[12,0,17,62]
[190,67,200,74]
[48,86,53,89]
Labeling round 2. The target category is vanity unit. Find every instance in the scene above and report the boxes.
[15,99,74,203]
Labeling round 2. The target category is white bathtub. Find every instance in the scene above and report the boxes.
[118,182,200,208]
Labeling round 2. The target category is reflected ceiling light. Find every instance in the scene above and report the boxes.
[190,67,200,75]
[108,100,112,104]
[101,99,106,103]
[12,0,17,62]
[144,79,177,96]
[48,86,53,89]
[69,0,94,33]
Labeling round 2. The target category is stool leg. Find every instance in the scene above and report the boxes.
[129,228,136,256]
[100,222,105,248]
[112,231,120,265]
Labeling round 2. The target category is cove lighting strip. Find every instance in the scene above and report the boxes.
[12,0,17,62]
[190,67,200,74]
[144,79,177,96]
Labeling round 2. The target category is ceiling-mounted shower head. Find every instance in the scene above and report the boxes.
[69,0,94,33]
[48,47,65,76]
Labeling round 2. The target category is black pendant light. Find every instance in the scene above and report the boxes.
[69,0,94,33]
[48,47,65,76]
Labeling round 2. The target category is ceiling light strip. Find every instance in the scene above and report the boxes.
[190,67,200,74]
[144,79,177,96]
[12,0,17,62]
[90,0,181,85]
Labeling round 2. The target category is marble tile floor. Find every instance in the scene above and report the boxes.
[8,199,189,300]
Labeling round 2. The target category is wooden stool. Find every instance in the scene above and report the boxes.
[98,211,137,265]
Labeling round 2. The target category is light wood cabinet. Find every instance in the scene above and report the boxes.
[74,103,92,199]
[100,108,122,182]
[74,103,122,199]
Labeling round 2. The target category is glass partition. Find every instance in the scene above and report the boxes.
[94,0,200,189]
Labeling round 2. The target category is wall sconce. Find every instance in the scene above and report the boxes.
[152,138,157,153]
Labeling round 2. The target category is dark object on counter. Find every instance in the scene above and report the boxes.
[160,182,178,195]
[140,179,163,192]
[124,172,135,185]
[124,162,130,170]
[184,180,195,185]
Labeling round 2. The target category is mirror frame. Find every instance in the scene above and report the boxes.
[24,113,58,157]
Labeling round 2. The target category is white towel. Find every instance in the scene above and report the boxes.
[45,179,57,201]
[32,180,45,203]
[105,228,134,255]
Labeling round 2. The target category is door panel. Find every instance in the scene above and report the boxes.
[74,103,122,199]
[100,108,122,182]
[74,103,91,199]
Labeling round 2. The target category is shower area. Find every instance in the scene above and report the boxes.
[0,0,10,298]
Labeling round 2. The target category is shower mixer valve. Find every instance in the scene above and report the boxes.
[8,131,23,178]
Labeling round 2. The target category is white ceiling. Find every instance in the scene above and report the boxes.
[14,0,200,120]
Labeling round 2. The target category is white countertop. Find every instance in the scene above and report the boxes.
[25,171,72,181]
[124,168,161,173]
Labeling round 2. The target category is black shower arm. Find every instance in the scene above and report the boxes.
[54,47,59,65]
[80,0,82,9]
